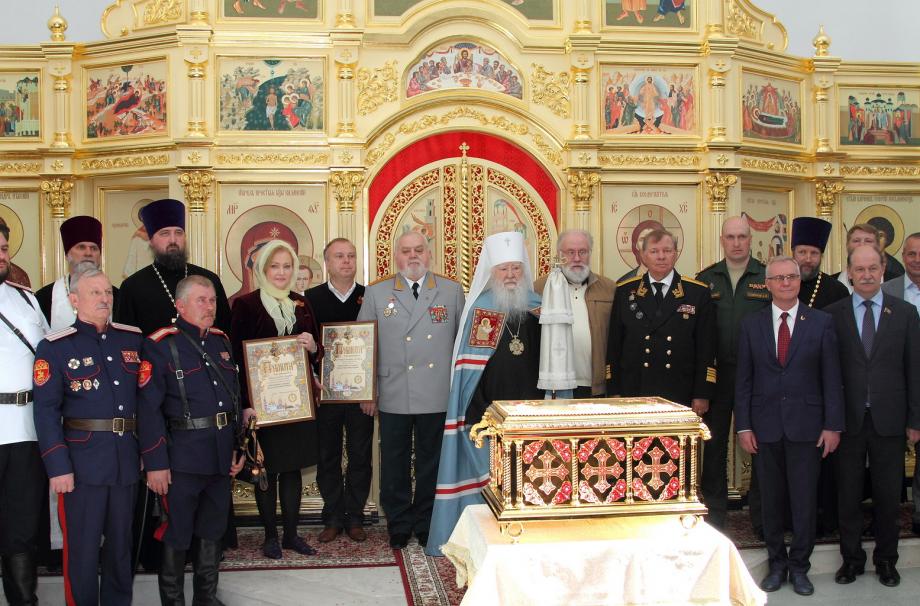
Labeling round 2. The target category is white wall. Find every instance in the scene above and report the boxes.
[0,0,918,62]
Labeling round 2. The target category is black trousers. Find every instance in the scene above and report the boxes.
[254,470,303,540]
[316,403,374,528]
[837,412,905,566]
[913,441,920,525]
[378,411,445,536]
[701,395,734,528]
[756,438,821,574]
[59,483,136,606]
[156,472,231,550]
[0,441,44,556]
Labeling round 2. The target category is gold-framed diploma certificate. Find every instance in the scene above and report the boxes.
[242,336,315,426]
[319,321,377,403]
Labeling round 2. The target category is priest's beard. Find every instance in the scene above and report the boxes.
[155,246,188,273]
[490,279,531,319]
[800,264,819,281]
[561,264,590,284]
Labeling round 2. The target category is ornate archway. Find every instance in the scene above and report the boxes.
[368,131,559,287]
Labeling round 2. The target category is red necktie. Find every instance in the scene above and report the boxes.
[777,311,790,366]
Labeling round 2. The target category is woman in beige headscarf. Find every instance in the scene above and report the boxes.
[230,239,322,559]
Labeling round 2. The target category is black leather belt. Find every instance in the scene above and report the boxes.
[168,412,235,431]
[0,391,32,406]
[65,417,136,435]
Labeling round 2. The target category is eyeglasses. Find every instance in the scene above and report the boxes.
[560,248,590,259]
[766,274,801,283]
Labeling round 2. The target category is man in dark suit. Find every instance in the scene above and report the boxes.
[606,228,717,414]
[735,255,844,596]
[828,245,920,588]
[881,232,920,535]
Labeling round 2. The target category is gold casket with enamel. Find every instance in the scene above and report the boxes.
[469,398,711,524]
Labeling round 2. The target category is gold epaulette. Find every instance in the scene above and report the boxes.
[368,273,395,287]
[706,366,717,384]
[616,275,642,288]
[681,276,708,288]
[149,326,179,342]
[45,326,77,342]
[110,322,142,334]
[6,281,32,292]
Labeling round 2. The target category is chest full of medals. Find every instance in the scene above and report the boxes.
[468,398,711,524]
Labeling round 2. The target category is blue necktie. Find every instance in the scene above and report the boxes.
[861,300,875,357]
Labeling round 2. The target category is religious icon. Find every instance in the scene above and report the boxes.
[84,59,168,141]
[839,87,919,147]
[600,65,698,136]
[741,71,803,146]
[0,71,40,139]
[405,42,523,100]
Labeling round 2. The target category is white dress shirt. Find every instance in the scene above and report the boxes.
[648,270,675,298]
[771,301,799,356]
[327,280,357,303]
[0,283,50,445]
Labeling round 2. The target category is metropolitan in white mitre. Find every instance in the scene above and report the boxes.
[425,231,543,556]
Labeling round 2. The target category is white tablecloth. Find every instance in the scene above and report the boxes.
[442,504,765,606]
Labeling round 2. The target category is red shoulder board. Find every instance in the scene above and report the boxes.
[148,326,179,342]
[110,322,142,334]
[45,326,77,342]
[208,327,227,337]
[6,281,33,293]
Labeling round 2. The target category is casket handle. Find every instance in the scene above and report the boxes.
[469,411,496,448]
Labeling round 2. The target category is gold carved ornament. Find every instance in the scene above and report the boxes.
[40,178,74,219]
[0,161,42,174]
[356,61,398,116]
[144,0,183,26]
[458,143,473,291]
[567,170,599,213]
[178,170,213,214]
[726,0,761,41]
[599,154,699,169]
[47,6,68,41]
[81,154,170,171]
[704,173,738,214]
[330,171,364,213]
[813,25,831,57]
[530,64,571,118]
[740,157,807,175]
[815,180,844,218]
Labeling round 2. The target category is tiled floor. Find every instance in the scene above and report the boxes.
[760,567,920,606]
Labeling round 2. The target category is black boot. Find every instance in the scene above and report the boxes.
[191,538,224,606]
[1,552,38,606]
[158,544,187,605]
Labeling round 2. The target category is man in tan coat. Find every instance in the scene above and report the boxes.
[534,229,616,397]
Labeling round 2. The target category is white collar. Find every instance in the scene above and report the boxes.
[772,301,800,322]
[647,270,675,290]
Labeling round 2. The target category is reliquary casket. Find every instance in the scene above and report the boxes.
[469,398,711,523]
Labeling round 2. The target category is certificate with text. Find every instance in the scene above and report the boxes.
[242,336,315,426]
[319,321,377,403]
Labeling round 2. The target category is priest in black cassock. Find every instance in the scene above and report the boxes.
[792,217,850,310]
[114,198,234,571]
[427,231,543,556]
[116,198,231,335]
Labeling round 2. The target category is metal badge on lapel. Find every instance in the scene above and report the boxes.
[384,297,398,317]
[82,379,93,391]
[82,357,94,366]
[220,351,231,361]
[67,358,80,370]
[92,379,100,390]
[70,380,81,392]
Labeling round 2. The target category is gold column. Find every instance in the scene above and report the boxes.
[40,178,73,279]
[330,171,364,242]
[570,66,591,140]
[178,171,214,266]
[458,142,473,291]
[336,0,356,28]
[189,0,208,23]
[567,170,599,232]
[705,172,738,265]
[336,55,357,137]
[812,27,839,154]
[707,60,729,142]
[185,49,208,138]
[574,0,592,33]
[46,8,73,149]
[815,180,844,272]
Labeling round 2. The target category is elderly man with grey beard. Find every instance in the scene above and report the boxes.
[534,229,616,398]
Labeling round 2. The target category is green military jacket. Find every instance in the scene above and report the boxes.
[696,257,770,368]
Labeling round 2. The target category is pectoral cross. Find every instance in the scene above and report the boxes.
[525,450,570,495]
[634,446,677,491]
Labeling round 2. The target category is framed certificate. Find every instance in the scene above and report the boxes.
[242,336,315,426]
[319,321,377,403]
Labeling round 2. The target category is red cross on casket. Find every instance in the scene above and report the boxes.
[634,446,677,491]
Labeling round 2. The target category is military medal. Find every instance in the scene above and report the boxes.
[83,357,94,366]
[635,311,644,319]
[384,298,398,317]
[70,380,81,392]
[67,358,80,369]
[629,302,638,311]
[93,379,100,390]
[82,379,92,391]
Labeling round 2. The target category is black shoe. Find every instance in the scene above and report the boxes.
[759,569,786,592]
[192,538,222,606]
[753,527,764,541]
[834,563,864,584]
[261,537,282,560]
[388,533,409,549]
[790,572,814,596]
[912,522,920,536]
[875,561,900,587]
[282,535,317,556]
[415,532,429,548]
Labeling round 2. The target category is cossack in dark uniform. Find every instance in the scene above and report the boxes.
[606,271,717,406]
[32,320,143,606]
[137,317,241,603]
